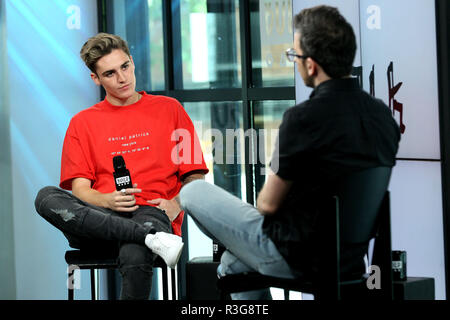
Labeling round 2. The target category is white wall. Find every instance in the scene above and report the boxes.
[0,0,16,300]
[6,0,99,299]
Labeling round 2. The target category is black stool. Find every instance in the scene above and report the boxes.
[65,249,177,300]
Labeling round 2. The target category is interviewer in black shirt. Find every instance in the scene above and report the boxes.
[180,5,400,299]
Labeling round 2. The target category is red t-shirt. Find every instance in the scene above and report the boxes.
[60,92,208,235]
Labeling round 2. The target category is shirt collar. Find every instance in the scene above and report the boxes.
[102,91,147,109]
[309,78,360,99]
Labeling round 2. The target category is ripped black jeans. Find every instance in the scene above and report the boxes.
[34,186,172,300]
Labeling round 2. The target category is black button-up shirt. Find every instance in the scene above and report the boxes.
[263,78,400,276]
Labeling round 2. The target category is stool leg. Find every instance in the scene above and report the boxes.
[68,282,74,300]
[90,269,96,300]
[220,290,228,300]
[161,267,168,300]
[68,265,74,300]
[171,268,177,300]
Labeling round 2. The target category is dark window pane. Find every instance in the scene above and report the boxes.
[110,0,165,91]
[184,101,246,199]
[177,0,241,89]
[183,101,245,259]
[251,0,294,87]
[253,100,295,191]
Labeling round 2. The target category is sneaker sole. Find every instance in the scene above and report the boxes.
[168,242,184,269]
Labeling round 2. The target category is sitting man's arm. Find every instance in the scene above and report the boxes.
[256,171,293,216]
[181,172,206,187]
[72,177,142,213]
[148,171,205,221]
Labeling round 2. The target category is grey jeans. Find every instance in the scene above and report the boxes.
[34,186,172,300]
[180,180,299,300]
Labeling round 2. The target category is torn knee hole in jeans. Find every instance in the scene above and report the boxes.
[143,222,154,228]
[50,208,75,222]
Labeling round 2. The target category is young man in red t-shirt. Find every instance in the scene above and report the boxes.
[34,33,208,299]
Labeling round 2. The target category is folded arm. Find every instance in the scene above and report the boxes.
[256,172,293,215]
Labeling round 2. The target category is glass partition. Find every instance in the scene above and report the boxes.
[178,0,241,89]
[253,99,294,192]
[251,0,294,87]
[183,101,245,259]
[110,0,165,91]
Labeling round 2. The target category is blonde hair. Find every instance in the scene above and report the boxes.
[80,33,131,73]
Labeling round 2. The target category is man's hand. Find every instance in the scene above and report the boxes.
[147,197,181,222]
[72,177,142,214]
[104,183,142,213]
[146,172,205,221]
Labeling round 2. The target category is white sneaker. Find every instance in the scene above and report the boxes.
[145,232,184,269]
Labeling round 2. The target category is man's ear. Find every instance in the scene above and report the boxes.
[305,57,318,77]
[90,72,101,86]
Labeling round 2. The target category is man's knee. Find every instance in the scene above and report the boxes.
[180,179,208,211]
[34,186,62,213]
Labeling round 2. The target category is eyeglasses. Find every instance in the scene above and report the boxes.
[285,48,308,62]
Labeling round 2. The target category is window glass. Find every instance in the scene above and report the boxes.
[253,100,294,191]
[147,0,165,91]
[183,101,245,259]
[110,0,165,91]
[178,0,241,89]
[251,0,294,87]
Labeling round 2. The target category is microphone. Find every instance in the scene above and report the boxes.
[113,155,133,191]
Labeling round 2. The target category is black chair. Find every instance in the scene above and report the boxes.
[65,249,177,300]
[217,166,394,300]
